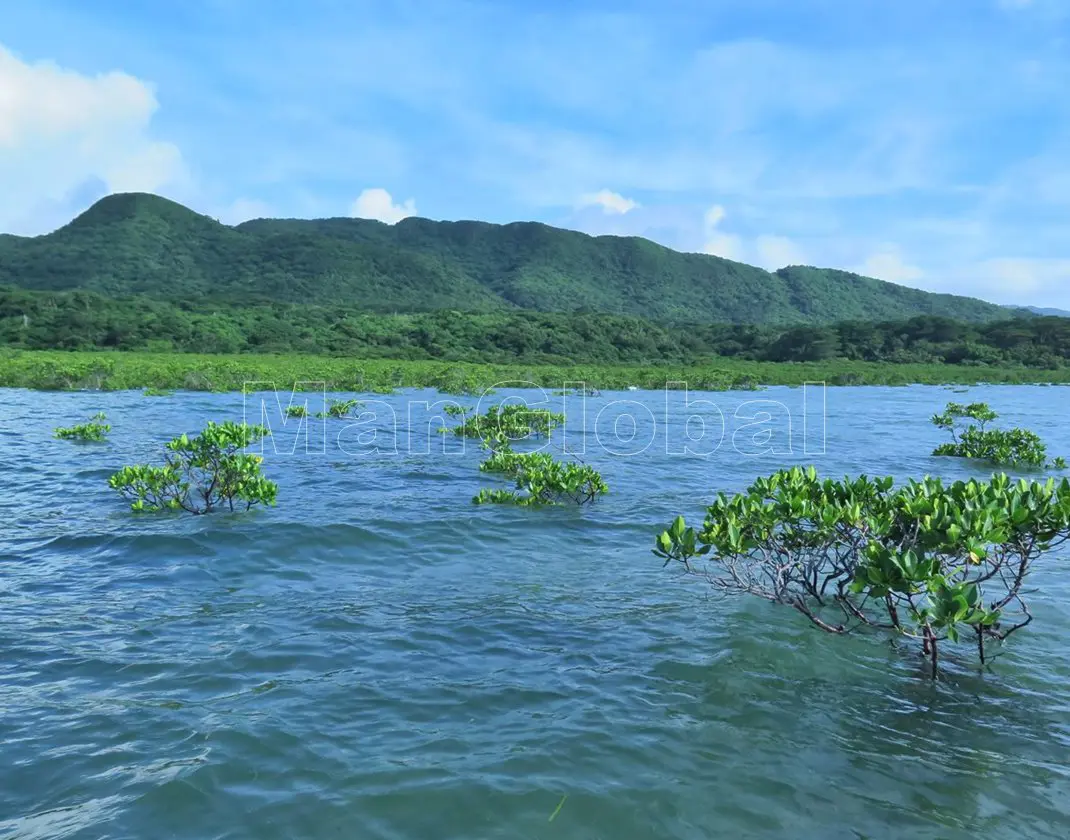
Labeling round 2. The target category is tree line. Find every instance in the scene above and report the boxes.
[2,287,1068,367]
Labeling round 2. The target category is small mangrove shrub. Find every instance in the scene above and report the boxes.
[450,403,564,442]
[931,401,1065,469]
[461,403,603,506]
[285,404,309,418]
[317,398,362,419]
[142,387,175,397]
[475,445,607,506]
[108,421,278,514]
[933,401,998,434]
[54,412,111,442]
[654,466,1070,678]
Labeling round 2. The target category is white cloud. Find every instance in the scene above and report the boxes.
[217,197,273,225]
[349,187,416,224]
[577,189,639,215]
[755,235,807,270]
[105,143,185,194]
[973,257,1070,297]
[888,255,1070,307]
[0,43,186,234]
[704,205,727,229]
[703,232,744,261]
[856,248,925,284]
[701,203,744,261]
[700,205,806,267]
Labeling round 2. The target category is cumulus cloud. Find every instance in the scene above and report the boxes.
[856,248,925,284]
[217,197,274,225]
[754,235,808,270]
[704,205,726,228]
[697,207,807,269]
[577,189,639,215]
[0,43,186,234]
[973,257,1070,297]
[349,187,416,224]
[701,204,744,261]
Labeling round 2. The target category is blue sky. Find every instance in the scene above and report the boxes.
[2,0,1069,306]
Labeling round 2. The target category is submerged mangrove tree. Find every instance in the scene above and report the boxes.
[655,466,1070,678]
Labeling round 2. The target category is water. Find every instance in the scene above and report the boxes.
[2,384,1070,839]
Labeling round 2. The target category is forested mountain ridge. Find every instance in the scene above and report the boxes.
[0,192,1012,324]
[1012,305,1070,318]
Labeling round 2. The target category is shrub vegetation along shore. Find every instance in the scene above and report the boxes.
[5,350,1070,392]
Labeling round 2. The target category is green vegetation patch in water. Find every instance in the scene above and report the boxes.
[54,411,111,442]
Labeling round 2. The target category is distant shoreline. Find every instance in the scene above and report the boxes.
[2,349,1069,392]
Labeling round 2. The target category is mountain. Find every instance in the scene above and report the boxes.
[1008,305,1070,318]
[0,192,1013,324]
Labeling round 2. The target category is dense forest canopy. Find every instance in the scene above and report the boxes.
[3,287,1068,368]
[0,192,1015,325]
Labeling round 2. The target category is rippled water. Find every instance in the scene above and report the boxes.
[3,384,1070,839]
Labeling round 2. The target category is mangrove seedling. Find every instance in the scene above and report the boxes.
[285,404,309,418]
[54,412,111,442]
[654,466,1070,678]
[143,387,175,397]
[108,421,278,514]
[931,401,1064,469]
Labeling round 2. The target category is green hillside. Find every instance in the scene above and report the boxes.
[0,192,1010,324]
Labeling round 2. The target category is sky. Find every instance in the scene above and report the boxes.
[1,0,1069,307]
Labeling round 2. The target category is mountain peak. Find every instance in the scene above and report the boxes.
[64,192,219,231]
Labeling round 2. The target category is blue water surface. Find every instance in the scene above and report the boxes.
[2,384,1069,839]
